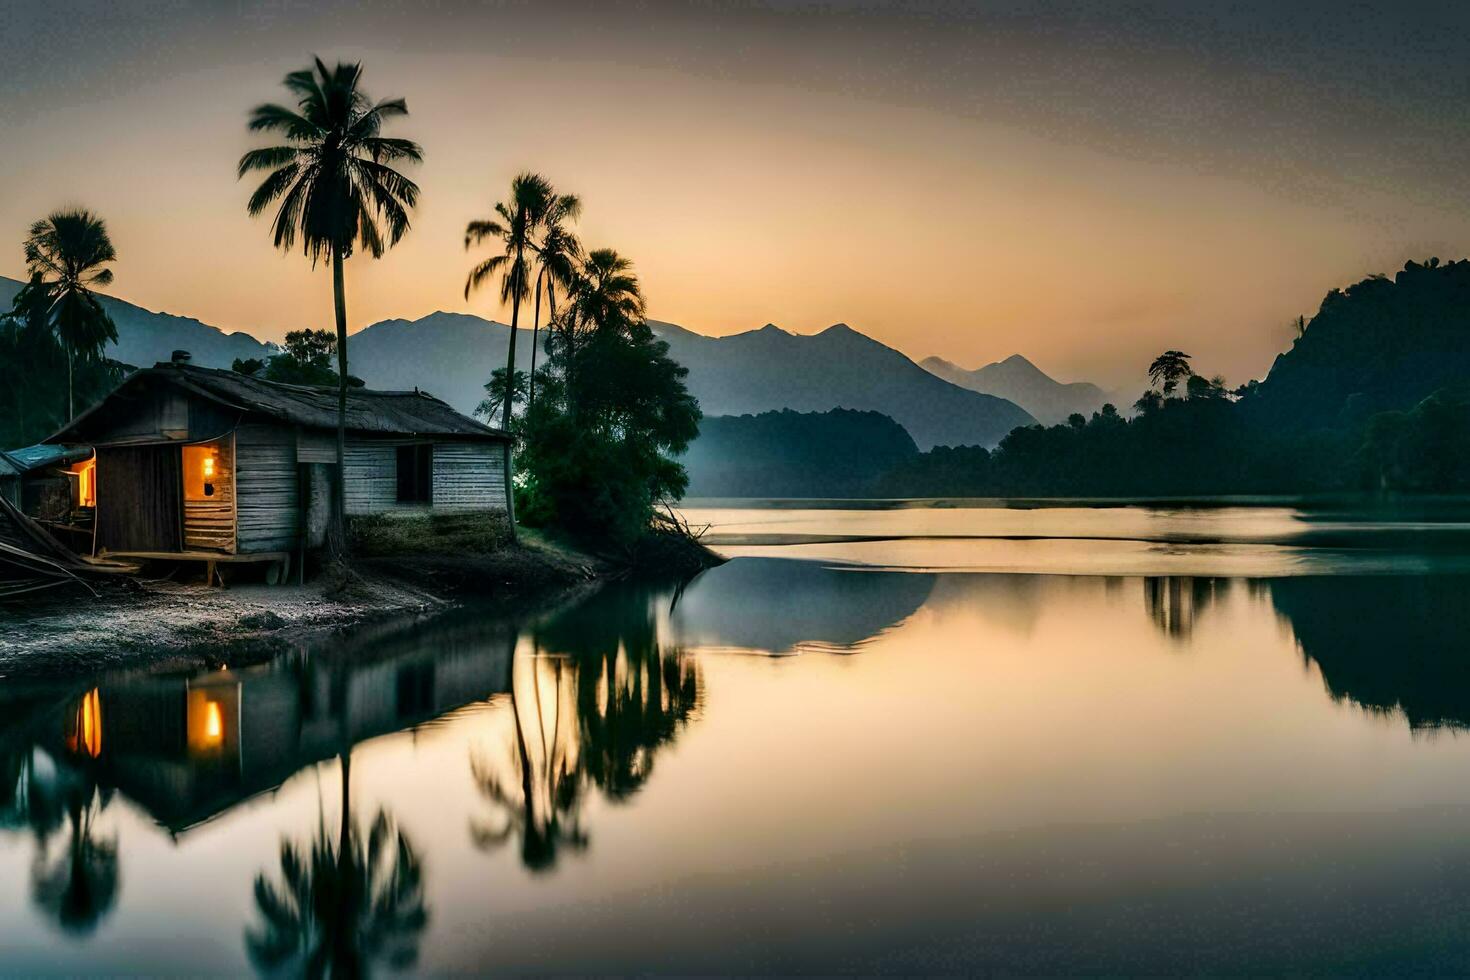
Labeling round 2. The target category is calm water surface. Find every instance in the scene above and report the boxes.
[5,500,1470,974]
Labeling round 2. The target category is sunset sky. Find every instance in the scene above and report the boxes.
[4,1,1470,388]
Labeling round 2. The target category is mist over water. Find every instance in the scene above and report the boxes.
[5,501,1470,974]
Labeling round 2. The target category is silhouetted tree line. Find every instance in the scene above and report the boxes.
[685,408,918,497]
[876,259,1470,497]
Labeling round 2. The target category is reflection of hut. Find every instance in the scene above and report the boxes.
[43,615,516,832]
[45,357,511,576]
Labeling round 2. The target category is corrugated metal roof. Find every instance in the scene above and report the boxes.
[51,363,511,443]
[0,443,92,473]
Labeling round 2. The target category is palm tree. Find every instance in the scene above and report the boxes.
[239,58,423,553]
[464,172,555,541]
[22,210,118,421]
[528,194,582,409]
[474,367,528,423]
[465,173,555,426]
[1147,350,1193,396]
[552,248,645,412]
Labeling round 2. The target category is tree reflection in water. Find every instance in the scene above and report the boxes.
[1271,574,1470,731]
[247,753,428,977]
[470,583,703,870]
[1,694,120,938]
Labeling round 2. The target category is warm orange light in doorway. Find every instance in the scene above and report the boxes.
[71,457,96,507]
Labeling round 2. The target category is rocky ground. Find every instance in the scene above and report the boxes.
[0,532,603,679]
[0,525,720,680]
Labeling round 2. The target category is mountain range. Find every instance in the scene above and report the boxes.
[920,354,1112,425]
[2,275,1048,449]
[0,276,276,370]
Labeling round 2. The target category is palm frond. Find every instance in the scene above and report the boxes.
[465,219,505,248]
[465,255,507,298]
[237,145,302,178]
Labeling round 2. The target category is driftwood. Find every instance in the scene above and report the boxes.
[0,494,102,600]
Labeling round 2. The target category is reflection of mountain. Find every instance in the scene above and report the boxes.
[1271,576,1470,730]
[670,558,935,655]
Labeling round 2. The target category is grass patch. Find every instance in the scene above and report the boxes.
[349,509,514,557]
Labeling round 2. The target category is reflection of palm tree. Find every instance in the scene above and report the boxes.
[31,786,119,936]
[247,754,428,977]
[470,649,588,872]
[469,587,705,870]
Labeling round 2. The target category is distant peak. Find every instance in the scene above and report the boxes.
[821,322,855,334]
[758,322,786,333]
[1001,353,1034,367]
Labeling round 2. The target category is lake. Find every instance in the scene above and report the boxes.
[5,499,1470,974]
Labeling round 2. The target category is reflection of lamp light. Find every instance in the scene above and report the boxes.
[66,688,102,758]
[204,701,223,742]
[202,455,216,478]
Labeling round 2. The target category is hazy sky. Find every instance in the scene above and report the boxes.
[4,1,1470,387]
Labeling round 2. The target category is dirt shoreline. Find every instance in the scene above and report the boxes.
[2,531,720,681]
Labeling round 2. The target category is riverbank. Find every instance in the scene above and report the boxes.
[1,522,722,680]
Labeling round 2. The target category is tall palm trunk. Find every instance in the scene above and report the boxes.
[500,244,522,543]
[529,272,543,410]
[331,246,349,557]
[66,345,74,422]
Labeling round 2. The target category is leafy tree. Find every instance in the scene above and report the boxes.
[517,247,698,546]
[1354,388,1470,491]
[239,57,423,553]
[22,210,119,420]
[235,329,365,388]
[1147,350,1193,396]
[1186,373,1228,401]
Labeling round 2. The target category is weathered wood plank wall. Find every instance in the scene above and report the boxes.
[433,442,507,511]
[235,424,299,553]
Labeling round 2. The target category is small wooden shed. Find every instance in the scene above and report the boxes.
[47,359,511,566]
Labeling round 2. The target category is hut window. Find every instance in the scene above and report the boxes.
[396,444,433,503]
[183,442,226,501]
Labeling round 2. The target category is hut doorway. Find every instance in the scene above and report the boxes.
[96,445,183,554]
[182,437,234,553]
[94,437,236,556]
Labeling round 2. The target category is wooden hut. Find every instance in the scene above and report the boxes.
[46,356,511,575]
